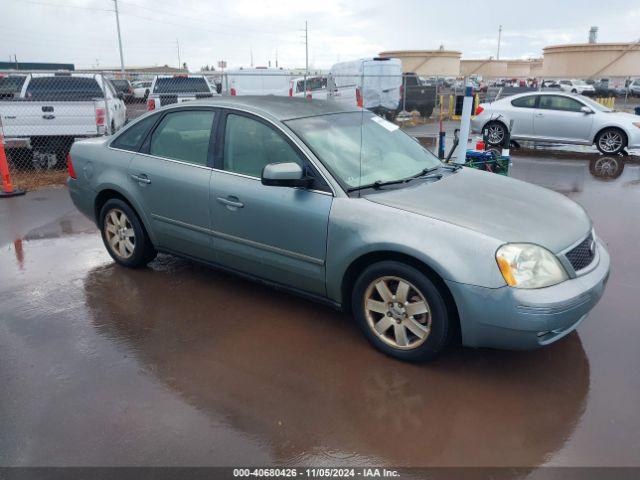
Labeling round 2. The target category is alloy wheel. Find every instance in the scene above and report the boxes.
[104,208,135,259]
[363,276,432,350]
[487,125,505,144]
[598,131,623,153]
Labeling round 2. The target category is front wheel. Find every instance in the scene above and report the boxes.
[99,198,157,268]
[352,261,451,362]
[595,128,627,155]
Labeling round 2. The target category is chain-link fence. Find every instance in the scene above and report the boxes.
[1,68,639,192]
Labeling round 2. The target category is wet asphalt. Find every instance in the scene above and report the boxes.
[0,153,639,468]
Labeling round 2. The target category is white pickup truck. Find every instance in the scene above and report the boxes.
[0,73,126,169]
[146,74,218,111]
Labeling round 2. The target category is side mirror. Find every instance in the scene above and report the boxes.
[581,106,594,114]
[261,162,312,188]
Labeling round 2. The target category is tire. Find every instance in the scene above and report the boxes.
[484,121,507,147]
[595,128,627,155]
[99,198,157,268]
[351,261,451,362]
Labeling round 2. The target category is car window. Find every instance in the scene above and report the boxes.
[559,80,570,85]
[153,77,210,93]
[538,95,583,112]
[223,114,304,178]
[511,95,537,108]
[25,76,104,101]
[149,110,215,166]
[111,114,159,152]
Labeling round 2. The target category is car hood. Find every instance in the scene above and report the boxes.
[365,168,591,253]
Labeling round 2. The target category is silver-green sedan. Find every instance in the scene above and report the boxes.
[67,97,610,362]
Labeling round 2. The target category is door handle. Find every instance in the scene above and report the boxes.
[535,113,544,117]
[131,173,151,184]
[216,196,244,209]
[42,115,55,120]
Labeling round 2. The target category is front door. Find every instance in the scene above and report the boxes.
[533,95,594,142]
[209,111,333,296]
[129,107,217,261]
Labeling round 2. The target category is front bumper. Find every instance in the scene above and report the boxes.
[446,241,610,350]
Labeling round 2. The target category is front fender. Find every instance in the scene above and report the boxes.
[325,197,506,304]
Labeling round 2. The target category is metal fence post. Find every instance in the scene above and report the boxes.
[0,119,25,197]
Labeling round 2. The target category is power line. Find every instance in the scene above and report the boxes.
[8,0,112,12]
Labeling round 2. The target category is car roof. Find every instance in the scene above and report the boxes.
[501,91,585,101]
[162,96,361,121]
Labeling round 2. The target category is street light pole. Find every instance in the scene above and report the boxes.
[304,20,308,93]
[113,0,125,73]
[496,25,502,60]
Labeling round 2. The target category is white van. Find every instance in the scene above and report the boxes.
[225,67,291,96]
[328,57,402,118]
[289,76,328,100]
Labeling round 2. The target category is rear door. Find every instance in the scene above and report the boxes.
[533,95,593,142]
[128,107,218,261]
[209,110,333,296]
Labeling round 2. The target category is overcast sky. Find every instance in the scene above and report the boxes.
[2,0,639,71]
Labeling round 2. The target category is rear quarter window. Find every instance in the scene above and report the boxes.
[111,114,159,152]
[511,96,537,108]
[25,77,104,101]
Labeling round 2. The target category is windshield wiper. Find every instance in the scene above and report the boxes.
[347,178,407,192]
[409,166,441,179]
[441,163,463,171]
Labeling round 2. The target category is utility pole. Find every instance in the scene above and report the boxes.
[496,25,502,60]
[113,0,125,73]
[13,54,18,69]
[250,45,254,67]
[304,21,308,92]
[176,39,181,69]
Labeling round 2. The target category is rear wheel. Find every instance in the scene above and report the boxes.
[99,198,156,268]
[485,121,507,147]
[595,128,626,155]
[352,261,451,362]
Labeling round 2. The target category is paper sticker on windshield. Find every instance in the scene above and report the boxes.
[371,116,399,132]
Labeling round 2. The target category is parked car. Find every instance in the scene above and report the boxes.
[541,80,561,89]
[289,76,327,100]
[109,78,134,103]
[0,73,126,169]
[225,67,291,96]
[591,78,625,97]
[627,79,640,97]
[328,57,402,120]
[147,74,217,110]
[558,79,595,95]
[132,80,152,102]
[472,91,640,155]
[67,96,610,362]
[400,72,436,117]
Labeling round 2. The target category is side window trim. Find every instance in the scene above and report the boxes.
[215,108,331,193]
[140,106,219,168]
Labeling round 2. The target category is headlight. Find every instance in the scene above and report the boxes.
[496,243,568,289]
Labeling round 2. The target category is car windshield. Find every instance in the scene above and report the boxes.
[286,112,442,190]
[580,96,612,112]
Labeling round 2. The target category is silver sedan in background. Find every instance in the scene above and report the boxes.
[472,92,640,155]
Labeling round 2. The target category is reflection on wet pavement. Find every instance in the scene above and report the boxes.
[0,155,639,467]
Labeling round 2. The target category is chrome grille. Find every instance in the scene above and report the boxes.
[566,233,596,272]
